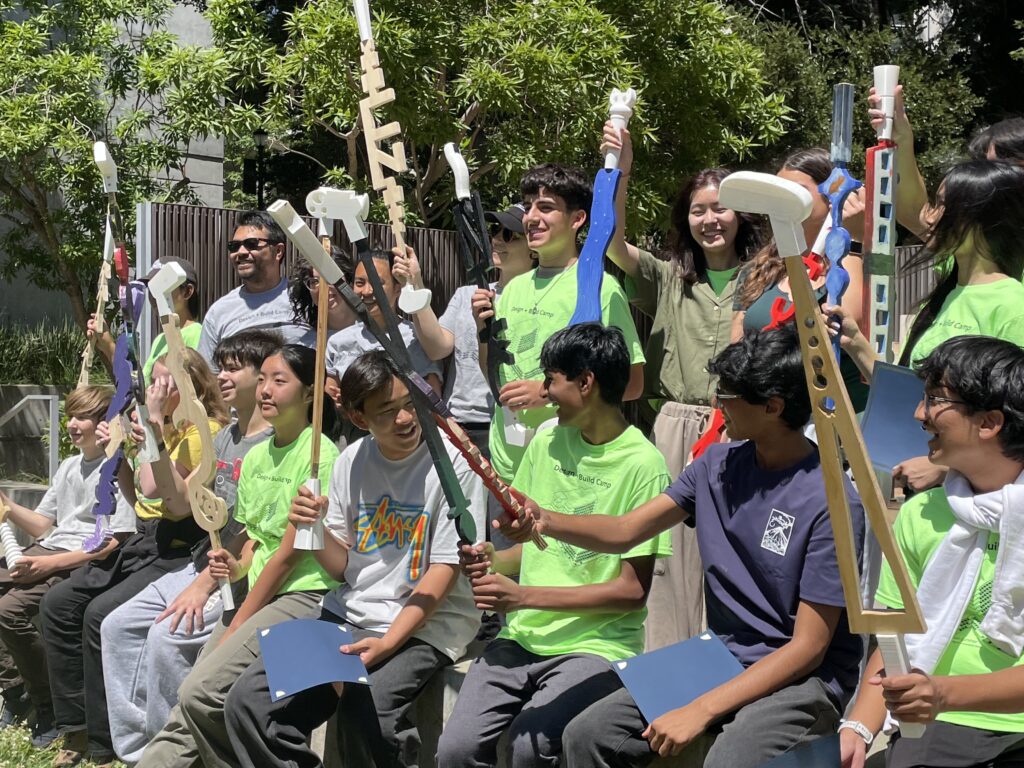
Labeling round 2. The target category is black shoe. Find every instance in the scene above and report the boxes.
[30,715,61,749]
[0,685,31,730]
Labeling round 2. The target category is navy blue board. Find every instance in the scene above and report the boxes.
[860,362,929,473]
[613,631,743,723]
[259,619,370,702]
[758,734,840,768]
[570,167,623,325]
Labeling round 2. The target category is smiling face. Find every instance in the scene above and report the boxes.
[216,357,261,410]
[350,376,422,460]
[521,189,587,263]
[353,259,398,324]
[777,169,829,247]
[915,385,983,470]
[66,414,100,451]
[308,269,357,331]
[688,185,740,258]
[541,369,589,427]
[491,228,534,277]
[228,225,284,285]
[257,353,310,430]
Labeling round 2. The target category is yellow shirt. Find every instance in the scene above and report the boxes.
[134,419,223,520]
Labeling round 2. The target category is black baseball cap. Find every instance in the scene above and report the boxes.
[143,257,198,285]
[484,203,526,234]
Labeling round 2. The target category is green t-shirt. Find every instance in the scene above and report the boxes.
[706,267,738,297]
[624,249,735,406]
[909,278,1024,364]
[234,426,341,594]
[144,322,203,383]
[876,488,1024,732]
[489,263,646,481]
[499,425,672,661]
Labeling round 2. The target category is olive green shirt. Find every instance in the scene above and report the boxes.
[625,249,736,406]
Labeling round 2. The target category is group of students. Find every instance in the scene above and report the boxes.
[1,81,1024,768]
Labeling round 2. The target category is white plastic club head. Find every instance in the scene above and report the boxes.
[305,188,370,244]
[93,142,118,194]
[148,262,187,318]
[718,172,813,258]
[353,0,372,42]
[874,65,900,141]
[268,200,345,285]
[605,88,637,170]
[444,143,471,201]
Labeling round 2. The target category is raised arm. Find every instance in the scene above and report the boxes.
[601,121,641,278]
[868,85,928,238]
[393,245,456,361]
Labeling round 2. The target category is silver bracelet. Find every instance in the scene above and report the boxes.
[838,719,874,746]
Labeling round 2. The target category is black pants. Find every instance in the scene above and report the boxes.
[40,539,191,756]
[887,721,1024,768]
[224,607,450,768]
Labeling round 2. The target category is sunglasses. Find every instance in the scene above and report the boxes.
[228,237,279,253]
[488,223,523,243]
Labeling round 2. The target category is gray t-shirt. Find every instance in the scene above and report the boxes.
[438,284,493,425]
[325,320,441,383]
[322,437,486,661]
[197,277,313,364]
[36,453,137,552]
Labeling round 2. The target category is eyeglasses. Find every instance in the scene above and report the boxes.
[228,237,278,253]
[304,277,321,291]
[488,223,522,243]
[922,393,968,414]
[713,389,742,404]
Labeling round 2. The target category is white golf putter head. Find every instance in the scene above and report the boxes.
[874,65,900,141]
[353,0,372,42]
[605,88,637,170]
[718,172,813,258]
[148,262,188,318]
[93,142,118,194]
[305,187,370,244]
[268,200,345,285]
[443,143,471,201]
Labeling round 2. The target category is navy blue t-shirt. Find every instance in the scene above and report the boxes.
[664,440,865,705]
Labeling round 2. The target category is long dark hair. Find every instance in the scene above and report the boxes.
[276,344,342,441]
[899,160,1024,365]
[289,246,355,327]
[737,148,832,308]
[664,168,763,285]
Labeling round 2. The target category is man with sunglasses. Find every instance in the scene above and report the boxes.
[197,211,314,365]
[503,326,865,767]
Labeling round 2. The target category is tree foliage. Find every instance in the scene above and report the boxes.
[736,15,983,196]
[0,0,230,328]
[208,0,789,234]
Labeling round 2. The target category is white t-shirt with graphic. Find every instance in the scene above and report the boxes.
[322,436,486,661]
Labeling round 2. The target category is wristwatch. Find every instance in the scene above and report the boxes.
[838,719,874,746]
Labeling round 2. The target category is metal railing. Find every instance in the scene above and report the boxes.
[0,394,60,482]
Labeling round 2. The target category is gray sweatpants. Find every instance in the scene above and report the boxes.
[224,607,449,768]
[135,590,324,768]
[561,676,841,768]
[101,564,224,764]
[436,638,623,768]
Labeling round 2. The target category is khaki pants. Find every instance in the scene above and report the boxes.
[135,590,325,768]
[643,402,713,651]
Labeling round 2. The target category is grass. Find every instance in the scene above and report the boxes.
[0,724,125,768]
[0,321,111,387]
